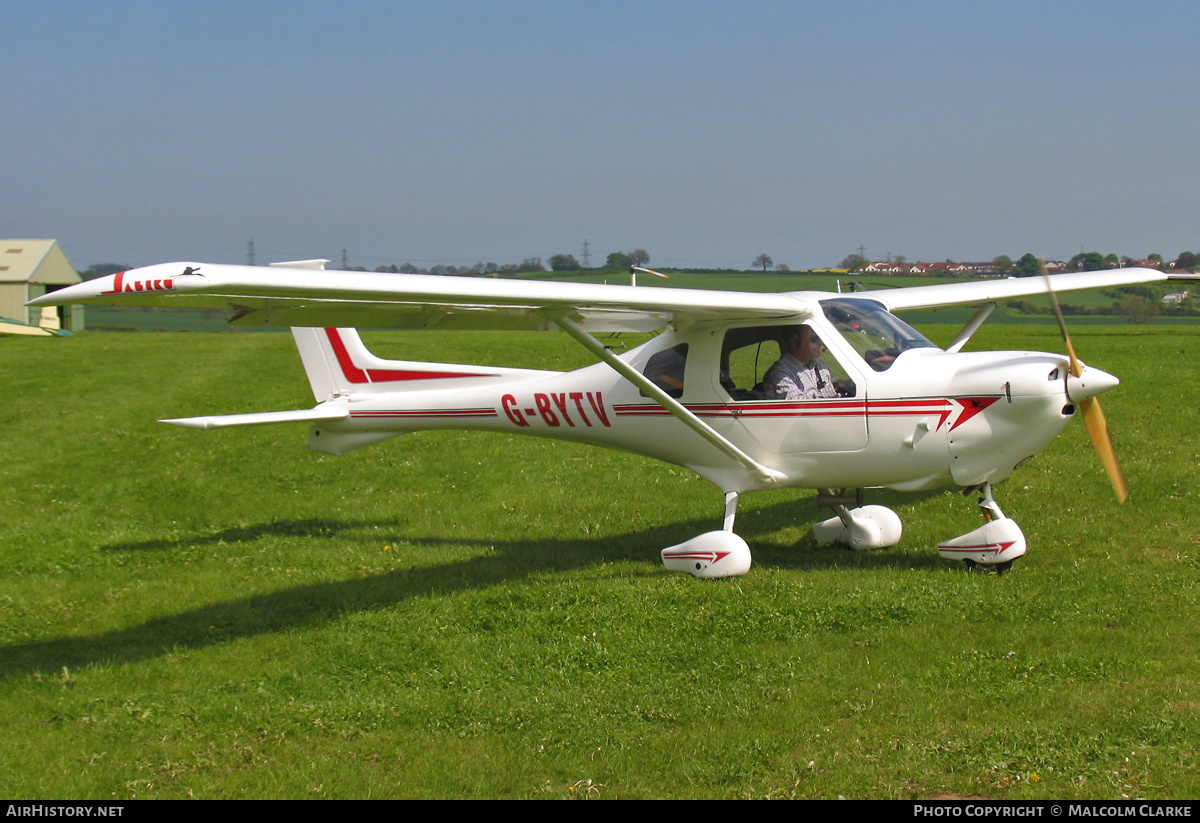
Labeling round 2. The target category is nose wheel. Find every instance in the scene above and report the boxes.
[937,483,1027,571]
[963,558,1015,575]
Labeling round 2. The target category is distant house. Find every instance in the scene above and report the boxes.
[1129,258,1165,271]
[861,261,903,274]
[0,240,85,331]
[1163,291,1189,305]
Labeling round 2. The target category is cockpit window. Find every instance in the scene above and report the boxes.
[820,298,938,372]
[719,326,857,400]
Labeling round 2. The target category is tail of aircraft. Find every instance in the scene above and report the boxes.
[164,328,553,440]
[290,327,549,402]
[38,307,62,331]
[0,307,71,337]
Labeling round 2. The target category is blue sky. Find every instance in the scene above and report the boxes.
[5,0,1198,270]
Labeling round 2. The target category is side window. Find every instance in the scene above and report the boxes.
[720,326,857,400]
[641,344,688,398]
[720,328,781,400]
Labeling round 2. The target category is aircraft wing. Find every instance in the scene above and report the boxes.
[861,268,1177,312]
[29,262,809,332]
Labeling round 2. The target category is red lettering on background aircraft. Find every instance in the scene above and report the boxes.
[101,272,175,295]
[501,394,529,427]
[101,272,125,295]
[534,393,560,426]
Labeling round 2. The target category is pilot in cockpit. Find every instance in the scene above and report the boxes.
[762,325,840,400]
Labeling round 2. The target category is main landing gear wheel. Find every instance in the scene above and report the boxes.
[811,489,902,551]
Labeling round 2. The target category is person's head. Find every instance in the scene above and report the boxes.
[784,325,822,363]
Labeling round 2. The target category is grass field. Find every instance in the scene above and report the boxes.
[1,324,1197,799]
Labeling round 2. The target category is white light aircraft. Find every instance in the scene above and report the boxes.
[30,262,1193,577]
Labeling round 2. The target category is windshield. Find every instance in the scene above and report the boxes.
[819,297,938,372]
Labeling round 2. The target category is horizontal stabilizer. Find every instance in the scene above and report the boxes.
[0,318,54,336]
[162,406,348,430]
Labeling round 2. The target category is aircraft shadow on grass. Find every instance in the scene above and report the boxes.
[1,492,952,682]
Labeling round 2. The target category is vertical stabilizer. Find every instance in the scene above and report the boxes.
[39,307,61,330]
[291,327,344,401]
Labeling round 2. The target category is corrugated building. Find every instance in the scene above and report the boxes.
[0,240,85,331]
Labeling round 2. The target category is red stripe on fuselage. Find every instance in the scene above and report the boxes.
[324,328,496,384]
[610,395,1004,431]
[349,409,498,419]
[948,396,1001,431]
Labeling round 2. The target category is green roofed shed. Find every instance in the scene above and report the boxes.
[0,240,85,331]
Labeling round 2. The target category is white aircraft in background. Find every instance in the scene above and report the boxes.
[31,261,1193,577]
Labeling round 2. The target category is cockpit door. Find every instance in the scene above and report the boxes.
[710,323,869,454]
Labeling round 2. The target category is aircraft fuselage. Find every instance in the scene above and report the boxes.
[306,312,1081,496]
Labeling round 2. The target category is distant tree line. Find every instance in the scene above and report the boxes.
[358,248,655,276]
[365,258,548,277]
[837,250,1197,276]
[80,263,129,280]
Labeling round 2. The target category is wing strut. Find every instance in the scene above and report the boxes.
[945,302,996,353]
[550,313,785,486]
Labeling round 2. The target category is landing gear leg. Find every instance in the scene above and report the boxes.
[937,483,1027,571]
[723,490,738,532]
[811,488,903,550]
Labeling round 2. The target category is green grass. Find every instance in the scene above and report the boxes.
[1,326,1197,799]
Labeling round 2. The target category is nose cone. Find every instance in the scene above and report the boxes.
[1066,364,1119,403]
